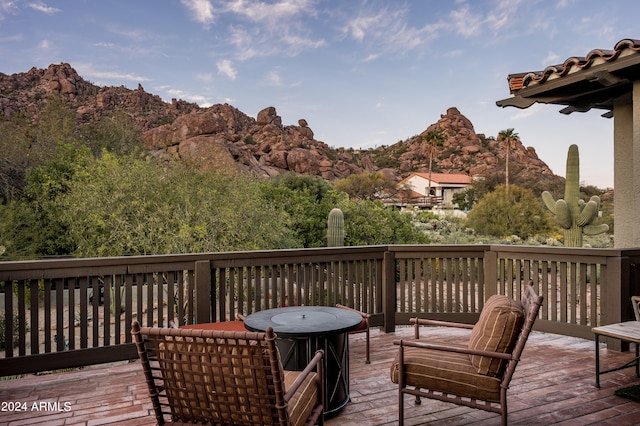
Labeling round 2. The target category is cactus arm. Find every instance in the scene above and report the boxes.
[542,191,557,213]
[577,199,599,227]
[583,223,610,235]
[555,199,572,229]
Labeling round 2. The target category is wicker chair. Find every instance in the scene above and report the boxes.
[390,282,543,426]
[132,321,324,425]
[632,296,640,321]
[335,304,371,364]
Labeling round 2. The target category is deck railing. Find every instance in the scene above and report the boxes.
[2,245,639,376]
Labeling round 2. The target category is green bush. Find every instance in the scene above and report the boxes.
[0,313,22,350]
[466,184,553,240]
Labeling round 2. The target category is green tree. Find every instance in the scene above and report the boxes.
[333,171,396,201]
[422,129,445,198]
[260,173,345,248]
[60,154,299,256]
[497,128,520,190]
[0,143,92,258]
[342,200,428,245]
[78,111,143,156]
[466,184,553,239]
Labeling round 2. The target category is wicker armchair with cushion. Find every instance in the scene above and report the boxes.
[390,282,543,426]
[132,321,324,425]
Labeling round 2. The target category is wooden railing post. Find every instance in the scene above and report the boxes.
[483,247,498,301]
[194,260,212,324]
[601,255,629,350]
[382,250,396,333]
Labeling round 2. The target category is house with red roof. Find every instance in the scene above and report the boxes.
[395,172,473,210]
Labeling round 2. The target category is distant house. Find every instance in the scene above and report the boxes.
[395,172,473,209]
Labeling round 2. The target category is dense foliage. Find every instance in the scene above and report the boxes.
[466,185,554,240]
[0,96,614,259]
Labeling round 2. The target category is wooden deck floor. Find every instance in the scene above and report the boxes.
[1,326,639,425]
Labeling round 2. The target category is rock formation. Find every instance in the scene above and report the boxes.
[397,107,554,183]
[1,64,557,184]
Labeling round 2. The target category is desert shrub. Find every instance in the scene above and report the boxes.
[0,313,22,350]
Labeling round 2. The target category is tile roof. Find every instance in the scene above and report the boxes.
[497,38,640,116]
[507,38,640,93]
[404,172,473,185]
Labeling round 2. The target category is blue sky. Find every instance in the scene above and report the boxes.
[1,0,637,188]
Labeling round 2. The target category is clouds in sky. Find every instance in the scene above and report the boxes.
[28,2,59,15]
[181,0,215,27]
[217,59,237,80]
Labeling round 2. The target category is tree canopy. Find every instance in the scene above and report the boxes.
[466,184,553,239]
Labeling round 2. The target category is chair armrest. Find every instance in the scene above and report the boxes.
[393,339,513,361]
[284,349,324,401]
[410,317,474,339]
[336,304,370,319]
[410,317,474,329]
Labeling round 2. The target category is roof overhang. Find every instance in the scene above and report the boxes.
[496,38,640,118]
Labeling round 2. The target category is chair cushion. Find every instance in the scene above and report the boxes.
[284,370,319,426]
[390,344,502,402]
[468,294,524,377]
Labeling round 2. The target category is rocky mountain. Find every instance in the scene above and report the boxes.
[1,63,556,183]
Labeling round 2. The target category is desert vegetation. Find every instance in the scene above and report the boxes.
[0,96,613,260]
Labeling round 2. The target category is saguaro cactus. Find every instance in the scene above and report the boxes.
[327,208,344,247]
[541,144,608,247]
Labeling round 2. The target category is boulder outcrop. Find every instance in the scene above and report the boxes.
[1,64,557,184]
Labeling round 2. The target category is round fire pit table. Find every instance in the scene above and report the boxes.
[244,306,362,417]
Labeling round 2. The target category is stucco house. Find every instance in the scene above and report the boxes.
[396,172,473,209]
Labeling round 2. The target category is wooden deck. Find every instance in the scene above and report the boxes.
[1,326,639,425]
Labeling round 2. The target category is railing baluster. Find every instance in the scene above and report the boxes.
[103,275,111,346]
[54,278,65,352]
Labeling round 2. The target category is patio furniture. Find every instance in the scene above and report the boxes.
[243,306,362,416]
[390,282,543,426]
[131,320,324,425]
[180,320,247,331]
[336,303,371,364]
[592,321,640,387]
[633,296,640,321]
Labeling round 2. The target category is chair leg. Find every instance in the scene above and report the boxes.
[414,388,421,405]
[399,390,405,426]
[500,387,507,426]
[365,327,370,364]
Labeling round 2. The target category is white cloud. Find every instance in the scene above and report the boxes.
[0,0,18,19]
[73,63,149,83]
[344,5,439,58]
[164,87,213,107]
[217,59,237,80]
[181,0,214,27]
[542,51,561,66]
[450,5,483,37]
[485,0,522,32]
[218,1,324,60]
[266,70,282,86]
[37,39,51,49]
[223,0,313,25]
[510,103,545,121]
[29,2,60,14]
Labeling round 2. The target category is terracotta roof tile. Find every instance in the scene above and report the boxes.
[508,38,640,93]
[406,172,472,184]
